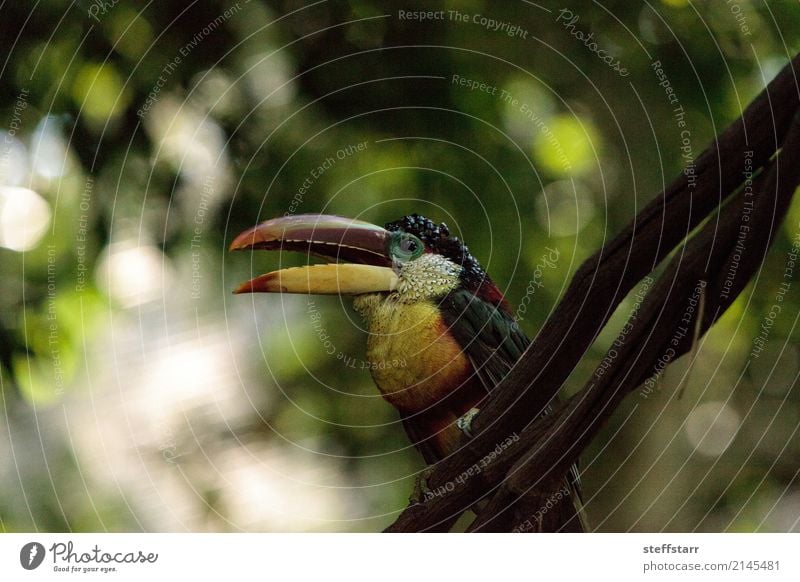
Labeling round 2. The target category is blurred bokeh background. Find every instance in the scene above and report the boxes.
[1,0,799,532]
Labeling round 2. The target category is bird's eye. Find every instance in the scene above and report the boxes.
[389,232,424,263]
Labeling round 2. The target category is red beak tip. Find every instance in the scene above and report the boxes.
[233,274,284,294]
[233,282,254,294]
[230,228,272,252]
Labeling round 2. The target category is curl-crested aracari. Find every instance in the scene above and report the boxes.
[230,213,584,531]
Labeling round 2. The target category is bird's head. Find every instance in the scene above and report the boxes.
[229,213,509,310]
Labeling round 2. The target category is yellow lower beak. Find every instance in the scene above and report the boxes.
[234,263,400,295]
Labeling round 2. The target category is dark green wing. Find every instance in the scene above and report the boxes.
[440,288,586,530]
[440,288,530,394]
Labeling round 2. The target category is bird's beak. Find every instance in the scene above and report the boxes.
[229,214,399,295]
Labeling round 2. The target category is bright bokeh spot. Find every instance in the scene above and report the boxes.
[72,63,131,125]
[148,98,228,183]
[500,76,556,143]
[95,241,172,307]
[191,69,243,119]
[30,115,69,179]
[142,339,227,418]
[107,8,154,61]
[535,179,596,237]
[242,50,296,109]
[685,401,741,457]
[533,113,600,177]
[0,133,29,186]
[220,443,349,531]
[0,186,51,251]
[144,97,233,218]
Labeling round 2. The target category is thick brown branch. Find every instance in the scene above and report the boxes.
[470,116,800,530]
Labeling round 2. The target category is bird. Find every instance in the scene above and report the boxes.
[230,213,584,531]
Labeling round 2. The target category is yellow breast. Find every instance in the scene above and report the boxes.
[354,296,472,412]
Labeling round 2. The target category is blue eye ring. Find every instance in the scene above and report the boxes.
[389,232,424,263]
